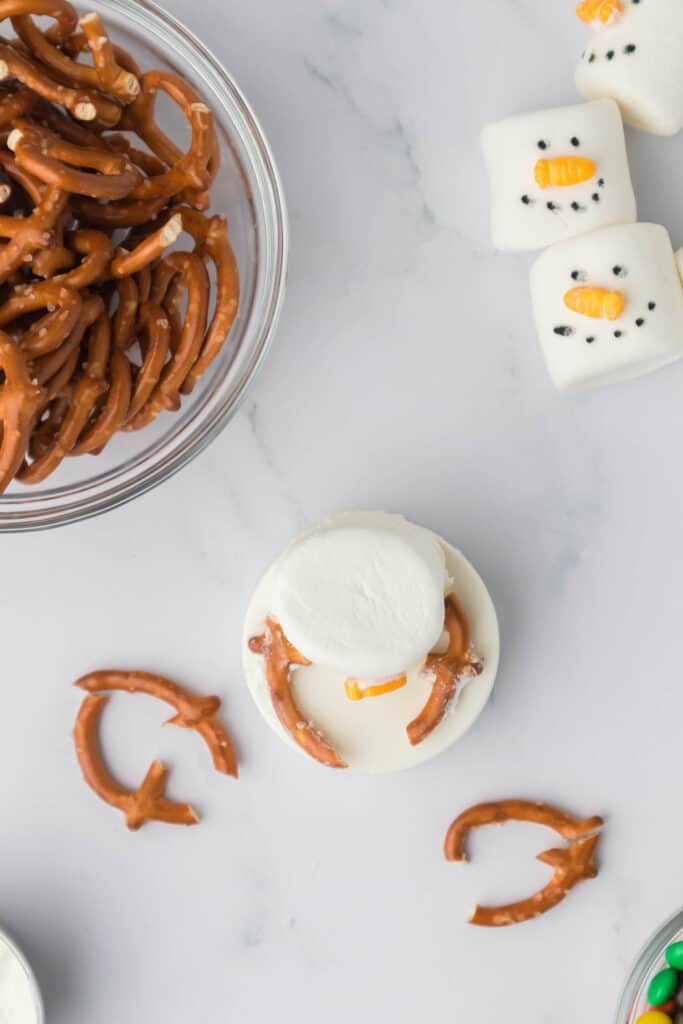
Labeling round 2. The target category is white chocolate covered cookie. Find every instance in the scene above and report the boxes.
[530,222,683,389]
[243,512,500,775]
[576,0,683,136]
[482,99,636,251]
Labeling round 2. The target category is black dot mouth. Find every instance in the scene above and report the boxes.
[635,318,645,327]
[614,330,623,338]
[648,301,657,311]
[586,336,596,344]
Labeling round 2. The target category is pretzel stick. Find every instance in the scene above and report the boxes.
[249,619,348,769]
[73,693,199,830]
[0,85,36,126]
[77,12,140,102]
[124,301,170,422]
[0,280,82,356]
[51,228,112,288]
[18,372,105,482]
[407,594,483,746]
[0,40,119,124]
[0,0,78,42]
[0,184,66,282]
[0,329,43,491]
[444,799,604,927]
[0,151,44,206]
[181,213,239,393]
[113,275,138,349]
[75,669,239,778]
[71,347,130,454]
[126,251,208,428]
[72,193,168,230]
[9,122,142,198]
[110,212,181,278]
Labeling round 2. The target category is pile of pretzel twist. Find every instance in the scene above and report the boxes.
[0,0,239,492]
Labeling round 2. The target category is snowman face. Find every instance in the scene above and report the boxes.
[482,99,636,251]
[576,0,683,135]
[530,223,683,389]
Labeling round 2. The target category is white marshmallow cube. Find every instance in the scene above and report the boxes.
[576,0,683,136]
[482,99,636,252]
[530,223,683,389]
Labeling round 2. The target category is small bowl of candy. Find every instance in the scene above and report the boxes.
[0,0,287,531]
[617,911,683,1024]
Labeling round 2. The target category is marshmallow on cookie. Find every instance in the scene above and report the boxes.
[243,512,499,774]
[576,0,683,135]
[482,99,636,251]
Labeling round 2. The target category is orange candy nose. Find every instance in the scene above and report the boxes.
[344,676,408,701]
[576,0,624,25]
[564,286,625,321]
[534,156,597,189]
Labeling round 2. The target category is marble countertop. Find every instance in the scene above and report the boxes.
[2,1,682,1020]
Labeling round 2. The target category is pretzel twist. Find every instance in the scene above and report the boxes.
[444,800,604,927]
[249,620,348,769]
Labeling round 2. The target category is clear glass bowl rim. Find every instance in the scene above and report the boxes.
[0,0,288,532]
[616,909,683,1023]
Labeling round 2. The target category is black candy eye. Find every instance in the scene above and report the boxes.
[614,330,623,338]
[571,269,586,281]
[607,50,615,60]
[521,194,533,205]
[554,326,574,337]
[538,140,549,150]
[648,301,656,310]
[571,137,580,147]
[547,201,559,212]
[613,265,628,278]
[624,43,636,54]
[636,318,645,327]
[592,193,601,202]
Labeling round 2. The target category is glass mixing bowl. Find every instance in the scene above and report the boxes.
[616,911,683,1022]
[0,0,287,531]
[0,925,44,1024]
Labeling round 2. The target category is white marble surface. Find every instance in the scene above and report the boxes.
[2,1,683,1021]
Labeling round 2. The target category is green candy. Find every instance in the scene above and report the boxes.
[666,942,683,971]
[648,967,679,1007]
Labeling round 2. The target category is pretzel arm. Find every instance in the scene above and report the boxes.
[0,329,43,491]
[70,347,131,455]
[179,213,239,394]
[0,0,78,41]
[75,669,238,779]
[407,593,484,746]
[126,251,208,429]
[0,281,83,356]
[77,12,140,102]
[110,212,181,278]
[18,373,106,482]
[469,835,602,927]
[124,300,170,422]
[72,193,168,230]
[73,694,199,830]
[0,40,119,124]
[9,123,142,198]
[248,619,347,769]
[51,229,112,289]
[444,800,605,862]
[0,84,36,125]
[0,184,66,282]
[0,150,44,206]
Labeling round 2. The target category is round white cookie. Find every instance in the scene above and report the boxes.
[242,512,500,774]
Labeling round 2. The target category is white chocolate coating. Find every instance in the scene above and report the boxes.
[242,512,500,774]
[530,222,683,390]
[482,99,636,252]
[270,511,447,678]
[576,0,683,136]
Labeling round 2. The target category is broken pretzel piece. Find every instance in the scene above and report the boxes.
[407,593,483,746]
[75,669,238,778]
[444,799,604,927]
[73,693,199,830]
[249,619,347,769]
